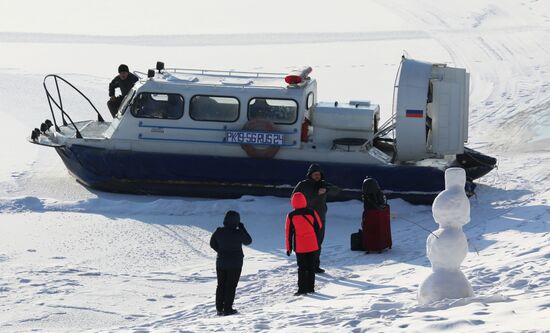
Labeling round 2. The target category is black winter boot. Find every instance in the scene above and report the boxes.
[223,309,238,316]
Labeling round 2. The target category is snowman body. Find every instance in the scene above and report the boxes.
[418,168,474,304]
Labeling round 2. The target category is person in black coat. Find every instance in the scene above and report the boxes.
[107,64,139,117]
[210,210,252,316]
[292,163,339,274]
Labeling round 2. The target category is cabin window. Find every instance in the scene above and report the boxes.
[190,95,240,122]
[248,98,298,125]
[131,93,184,119]
[306,92,314,110]
[305,92,315,121]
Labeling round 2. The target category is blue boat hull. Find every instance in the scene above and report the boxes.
[56,144,449,204]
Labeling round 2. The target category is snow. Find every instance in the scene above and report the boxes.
[1,0,549,332]
[0,0,409,35]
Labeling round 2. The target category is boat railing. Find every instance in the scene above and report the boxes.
[163,67,286,79]
[134,68,287,80]
[43,74,104,139]
[376,114,397,138]
[363,113,396,149]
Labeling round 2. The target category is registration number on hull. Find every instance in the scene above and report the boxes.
[226,131,284,146]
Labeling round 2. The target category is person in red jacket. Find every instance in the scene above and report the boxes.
[285,192,323,295]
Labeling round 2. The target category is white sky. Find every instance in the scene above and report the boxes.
[0,0,410,35]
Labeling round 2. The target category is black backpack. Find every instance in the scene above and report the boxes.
[350,229,363,251]
[362,177,387,210]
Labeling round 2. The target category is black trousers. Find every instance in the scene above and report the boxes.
[215,267,242,312]
[107,96,123,117]
[314,249,322,270]
[296,252,316,293]
[315,219,325,269]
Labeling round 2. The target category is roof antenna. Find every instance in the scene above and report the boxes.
[402,50,409,59]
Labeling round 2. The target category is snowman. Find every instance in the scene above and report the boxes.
[418,167,474,305]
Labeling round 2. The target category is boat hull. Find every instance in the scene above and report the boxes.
[56,144,449,204]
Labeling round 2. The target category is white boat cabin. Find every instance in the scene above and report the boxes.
[101,64,381,162]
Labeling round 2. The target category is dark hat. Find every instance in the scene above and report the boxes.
[306,163,324,179]
[362,177,381,194]
[223,210,240,228]
[118,64,129,73]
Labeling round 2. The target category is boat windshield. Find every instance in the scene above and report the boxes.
[119,89,136,117]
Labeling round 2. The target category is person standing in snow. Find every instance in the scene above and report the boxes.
[210,210,252,316]
[285,192,323,295]
[107,64,139,117]
[292,163,338,273]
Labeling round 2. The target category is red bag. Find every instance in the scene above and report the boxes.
[361,205,392,253]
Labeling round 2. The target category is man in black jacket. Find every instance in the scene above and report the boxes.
[107,64,139,117]
[210,210,252,316]
[292,163,339,274]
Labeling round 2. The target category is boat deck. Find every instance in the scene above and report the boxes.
[60,120,111,139]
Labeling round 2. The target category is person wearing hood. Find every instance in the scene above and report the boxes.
[292,163,338,273]
[285,192,323,295]
[107,64,139,117]
[210,210,252,316]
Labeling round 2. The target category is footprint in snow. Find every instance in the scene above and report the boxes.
[473,311,490,315]
[77,272,101,277]
[11,171,25,178]
[422,314,447,321]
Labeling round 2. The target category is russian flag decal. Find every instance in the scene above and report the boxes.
[406,109,424,118]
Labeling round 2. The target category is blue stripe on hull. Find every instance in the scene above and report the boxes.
[56,145,445,203]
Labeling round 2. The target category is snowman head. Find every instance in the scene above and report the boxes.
[432,168,470,227]
[444,167,467,190]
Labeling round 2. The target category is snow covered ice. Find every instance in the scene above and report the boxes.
[1,0,550,332]
[418,168,474,305]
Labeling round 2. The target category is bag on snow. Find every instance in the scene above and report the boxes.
[350,229,364,251]
[362,204,392,253]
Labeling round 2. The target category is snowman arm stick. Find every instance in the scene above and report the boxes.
[400,217,440,239]
[467,238,480,256]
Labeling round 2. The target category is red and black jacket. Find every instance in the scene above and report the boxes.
[285,192,323,254]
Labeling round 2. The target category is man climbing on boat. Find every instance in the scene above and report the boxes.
[292,163,339,274]
[107,64,139,117]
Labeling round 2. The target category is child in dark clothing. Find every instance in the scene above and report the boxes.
[210,210,252,316]
[285,192,323,295]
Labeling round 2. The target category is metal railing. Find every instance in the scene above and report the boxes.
[133,67,306,90]
[43,74,104,139]
[161,67,287,79]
